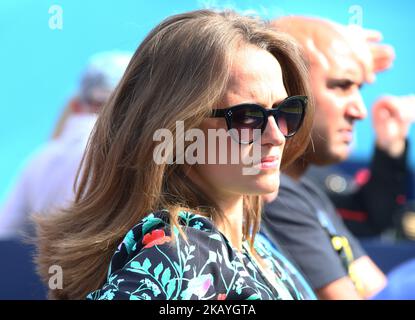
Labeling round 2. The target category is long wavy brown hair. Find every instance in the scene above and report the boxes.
[33,9,314,299]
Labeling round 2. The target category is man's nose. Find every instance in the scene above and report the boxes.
[345,92,367,120]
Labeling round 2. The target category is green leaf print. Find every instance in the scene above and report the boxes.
[154,262,163,280]
[161,268,171,286]
[142,258,151,272]
[208,234,222,241]
[123,230,136,255]
[247,293,261,300]
[166,280,176,298]
[142,214,165,234]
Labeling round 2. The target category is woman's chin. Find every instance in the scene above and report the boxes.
[254,175,280,194]
[262,190,279,203]
[247,181,279,196]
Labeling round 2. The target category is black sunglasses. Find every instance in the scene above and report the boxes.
[211,95,307,144]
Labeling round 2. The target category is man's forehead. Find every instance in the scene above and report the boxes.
[322,40,364,81]
[271,16,370,83]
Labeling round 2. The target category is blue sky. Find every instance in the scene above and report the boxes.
[1,0,414,201]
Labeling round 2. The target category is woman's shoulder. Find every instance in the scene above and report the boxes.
[110,210,226,273]
[87,210,235,300]
[121,210,218,251]
[141,210,216,233]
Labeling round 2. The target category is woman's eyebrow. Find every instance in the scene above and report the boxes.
[271,97,288,109]
[235,94,287,109]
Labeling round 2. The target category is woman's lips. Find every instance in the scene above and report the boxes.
[259,156,280,169]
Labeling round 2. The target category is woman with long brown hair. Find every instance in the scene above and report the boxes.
[34,9,315,300]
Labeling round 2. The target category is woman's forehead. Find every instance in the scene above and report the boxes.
[224,46,287,105]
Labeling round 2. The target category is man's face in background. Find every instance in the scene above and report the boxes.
[305,35,368,166]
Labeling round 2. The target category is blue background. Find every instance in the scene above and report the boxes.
[1,0,414,203]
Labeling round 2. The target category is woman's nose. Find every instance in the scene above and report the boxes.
[261,115,286,146]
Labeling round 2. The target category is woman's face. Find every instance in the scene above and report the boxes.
[188,45,288,202]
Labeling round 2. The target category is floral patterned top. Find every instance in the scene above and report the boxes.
[87,210,316,300]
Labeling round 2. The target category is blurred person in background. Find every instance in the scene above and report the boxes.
[261,16,415,300]
[306,94,415,238]
[0,51,132,239]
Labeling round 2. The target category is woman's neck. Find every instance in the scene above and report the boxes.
[214,195,244,251]
[185,168,245,251]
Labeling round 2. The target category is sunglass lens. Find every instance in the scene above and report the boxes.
[231,106,264,143]
[276,98,305,137]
